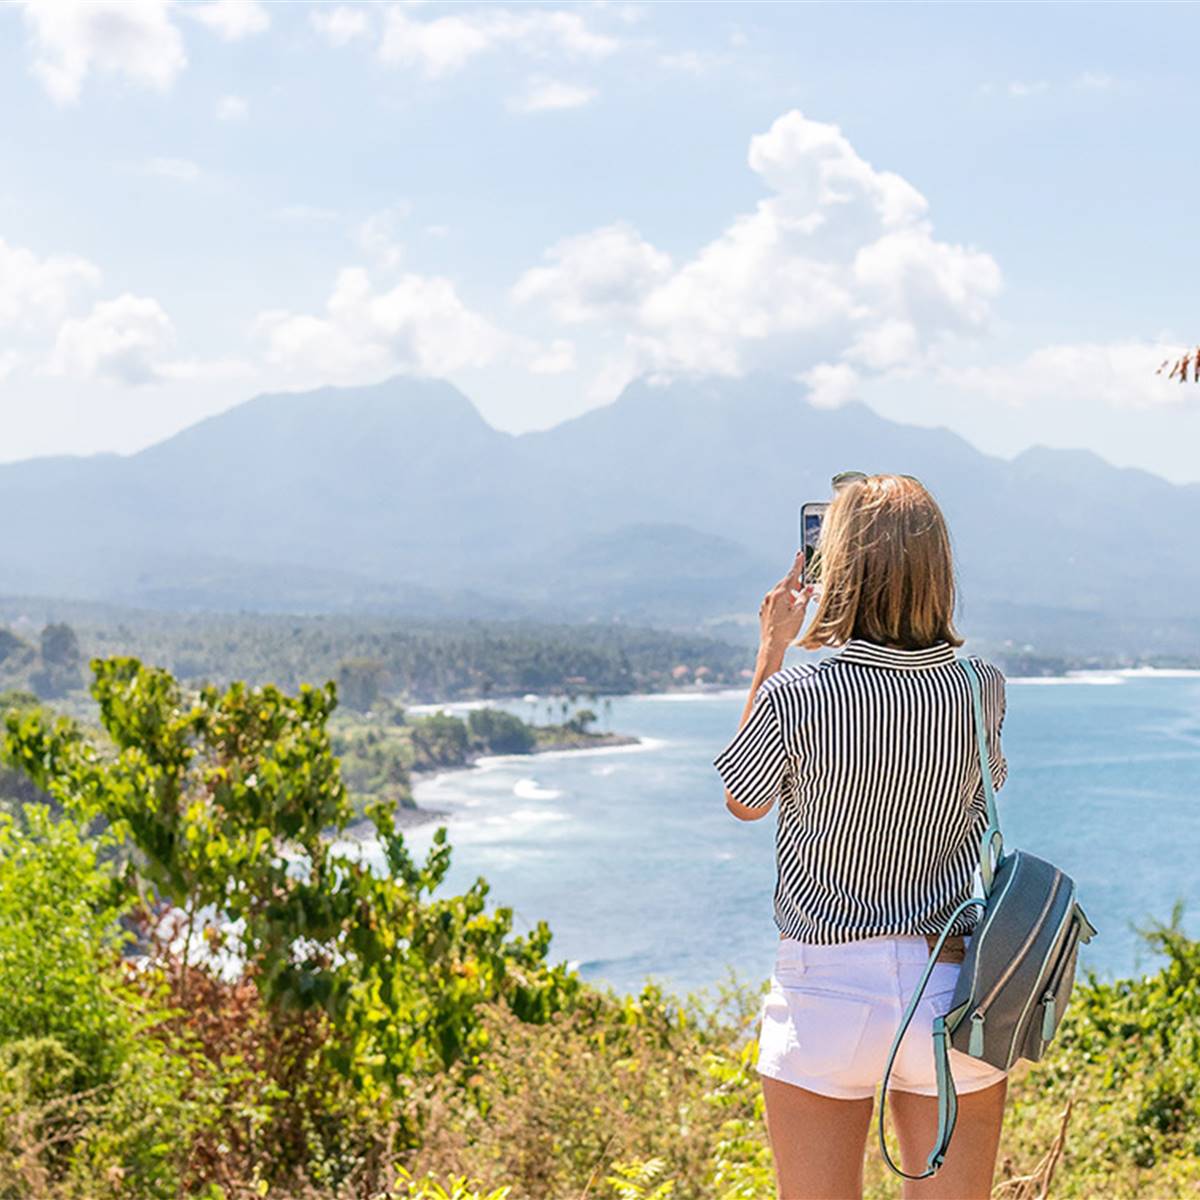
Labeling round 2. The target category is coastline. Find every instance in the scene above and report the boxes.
[387,730,641,831]
[374,665,1200,831]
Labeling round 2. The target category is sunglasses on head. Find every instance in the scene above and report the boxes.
[832,470,922,489]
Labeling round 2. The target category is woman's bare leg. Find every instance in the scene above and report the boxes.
[888,1078,1007,1200]
[761,1074,874,1200]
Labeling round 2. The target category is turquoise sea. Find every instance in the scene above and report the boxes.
[385,671,1200,996]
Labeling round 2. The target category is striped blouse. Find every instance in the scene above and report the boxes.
[712,638,1007,945]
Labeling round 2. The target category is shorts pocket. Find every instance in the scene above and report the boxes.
[760,986,874,1079]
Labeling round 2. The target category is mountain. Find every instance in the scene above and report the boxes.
[3,373,1198,656]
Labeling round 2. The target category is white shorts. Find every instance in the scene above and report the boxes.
[756,934,1008,1101]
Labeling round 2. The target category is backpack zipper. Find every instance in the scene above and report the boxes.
[1038,910,1083,1041]
[967,869,1064,1057]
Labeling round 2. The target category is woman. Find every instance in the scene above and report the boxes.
[713,475,1008,1200]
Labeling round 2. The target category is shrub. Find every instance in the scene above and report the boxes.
[2,660,581,1190]
[467,709,535,755]
[0,809,197,1198]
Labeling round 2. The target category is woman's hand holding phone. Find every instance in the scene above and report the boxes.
[758,550,815,667]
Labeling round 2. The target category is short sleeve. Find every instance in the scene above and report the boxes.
[971,660,1008,809]
[713,688,789,810]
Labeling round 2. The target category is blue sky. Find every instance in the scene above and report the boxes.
[4,0,1200,480]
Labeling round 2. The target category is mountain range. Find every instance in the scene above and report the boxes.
[3,373,1197,657]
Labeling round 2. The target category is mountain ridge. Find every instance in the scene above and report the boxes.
[3,372,1196,656]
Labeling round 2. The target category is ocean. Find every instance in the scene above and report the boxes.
[378,671,1200,997]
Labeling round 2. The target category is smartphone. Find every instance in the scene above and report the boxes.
[798,502,828,588]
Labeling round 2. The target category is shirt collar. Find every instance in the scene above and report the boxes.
[834,638,958,670]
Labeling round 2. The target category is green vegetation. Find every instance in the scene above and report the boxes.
[328,698,630,817]
[0,660,1195,1198]
[0,612,751,707]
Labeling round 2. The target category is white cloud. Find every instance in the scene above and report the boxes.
[17,0,186,104]
[513,223,672,323]
[657,49,718,74]
[144,156,202,182]
[158,356,255,383]
[943,340,1193,411]
[0,237,101,331]
[357,205,411,270]
[216,94,248,121]
[0,235,228,389]
[255,266,506,380]
[514,109,1002,403]
[51,293,175,385]
[527,338,576,374]
[508,76,597,113]
[800,362,860,408]
[378,6,618,78]
[594,2,647,23]
[188,0,269,41]
[1007,80,1049,98]
[311,6,371,46]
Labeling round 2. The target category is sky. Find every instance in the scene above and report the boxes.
[3,0,1200,481]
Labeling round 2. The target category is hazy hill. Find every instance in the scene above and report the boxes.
[3,373,1198,656]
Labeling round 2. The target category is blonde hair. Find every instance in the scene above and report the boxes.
[798,474,963,651]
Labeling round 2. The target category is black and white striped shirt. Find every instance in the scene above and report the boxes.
[713,638,1007,945]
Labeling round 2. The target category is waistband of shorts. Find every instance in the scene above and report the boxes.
[776,933,973,967]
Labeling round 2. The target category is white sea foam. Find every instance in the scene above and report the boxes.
[630,688,747,702]
[1009,672,1125,686]
[1010,666,1200,686]
[513,778,563,800]
[506,807,568,825]
[405,698,496,716]
[1115,667,1200,678]
[476,736,665,768]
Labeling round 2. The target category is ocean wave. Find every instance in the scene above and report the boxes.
[1115,667,1200,678]
[500,736,666,764]
[1010,666,1200,686]
[506,807,568,825]
[513,778,563,800]
[1009,673,1126,686]
[630,688,747,702]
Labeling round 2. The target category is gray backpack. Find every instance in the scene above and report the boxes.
[878,656,1098,1180]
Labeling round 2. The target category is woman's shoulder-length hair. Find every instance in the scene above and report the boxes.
[798,474,964,651]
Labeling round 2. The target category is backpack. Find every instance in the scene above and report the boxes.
[878,656,1098,1179]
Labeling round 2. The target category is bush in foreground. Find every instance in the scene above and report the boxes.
[1,660,1198,1198]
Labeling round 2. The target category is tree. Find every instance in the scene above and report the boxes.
[40,623,81,670]
[468,707,535,754]
[566,708,598,735]
[1,658,578,1102]
[335,657,386,711]
[410,709,471,766]
[0,629,31,668]
[29,622,82,699]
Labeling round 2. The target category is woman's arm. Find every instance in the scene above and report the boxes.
[723,644,787,821]
[722,551,814,821]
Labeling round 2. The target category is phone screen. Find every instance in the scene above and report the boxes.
[798,503,828,585]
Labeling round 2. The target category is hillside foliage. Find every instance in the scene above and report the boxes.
[0,660,1196,1198]
[0,615,751,707]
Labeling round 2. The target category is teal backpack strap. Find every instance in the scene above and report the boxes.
[878,657,1002,1179]
[877,896,983,1179]
[959,656,1004,894]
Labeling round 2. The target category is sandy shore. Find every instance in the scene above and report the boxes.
[374,731,641,832]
